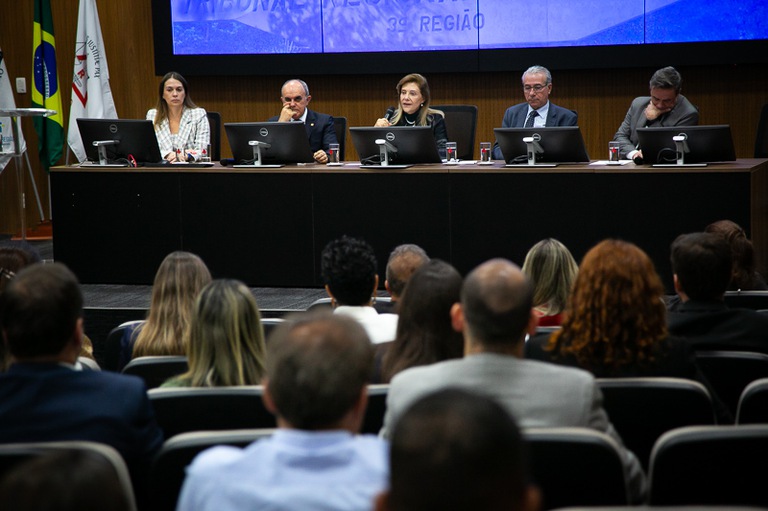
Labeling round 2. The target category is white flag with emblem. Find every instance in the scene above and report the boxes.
[0,48,27,171]
[67,0,117,162]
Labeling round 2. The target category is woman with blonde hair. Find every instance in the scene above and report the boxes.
[120,251,211,369]
[522,238,578,327]
[163,279,267,387]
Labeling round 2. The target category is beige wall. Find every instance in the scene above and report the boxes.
[1,0,767,234]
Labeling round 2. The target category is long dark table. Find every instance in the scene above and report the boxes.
[51,160,768,291]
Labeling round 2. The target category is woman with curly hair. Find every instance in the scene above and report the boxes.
[526,239,694,377]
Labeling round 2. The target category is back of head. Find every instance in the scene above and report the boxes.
[0,263,82,360]
[266,313,373,429]
[0,449,132,511]
[385,244,430,298]
[0,246,36,295]
[183,279,266,387]
[461,259,533,348]
[649,66,682,92]
[522,238,578,316]
[387,388,529,511]
[134,251,212,357]
[671,232,732,301]
[321,236,377,306]
[552,239,667,371]
[705,219,758,290]
[383,260,463,381]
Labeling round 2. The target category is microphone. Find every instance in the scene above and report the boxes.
[384,107,395,122]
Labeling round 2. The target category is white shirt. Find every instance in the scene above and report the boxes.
[333,306,398,344]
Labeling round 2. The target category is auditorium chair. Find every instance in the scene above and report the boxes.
[206,111,222,161]
[723,290,768,310]
[121,356,188,390]
[333,116,347,161]
[361,384,389,434]
[147,386,276,439]
[103,320,145,372]
[431,104,478,160]
[695,351,768,419]
[149,429,274,511]
[0,441,137,511]
[736,377,768,424]
[649,425,768,506]
[524,428,629,510]
[596,377,715,470]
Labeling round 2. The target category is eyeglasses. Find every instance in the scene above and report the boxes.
[282,96,305,103]
[523,84,548,93]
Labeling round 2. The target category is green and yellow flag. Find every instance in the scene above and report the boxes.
[32,0,64,171]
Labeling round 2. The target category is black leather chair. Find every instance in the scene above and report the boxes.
[724,290,768,310]
[431,104,478,160]
[122,356,188,390]
[649,425,768,506]
[361,384,388,434]
[596,378,715,471]
[333,116,347,161]
[755,103,768,158]
[149,429,274,511]
[695,351,768,418]
[103,320,145,372]
[524,428,629,510]
[206,111,222,161]
[737,377,768,424]
[147,386,276,439]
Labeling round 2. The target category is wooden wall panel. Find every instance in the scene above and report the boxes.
[1,0,767,235]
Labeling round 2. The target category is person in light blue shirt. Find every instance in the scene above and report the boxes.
[176,313,388,511]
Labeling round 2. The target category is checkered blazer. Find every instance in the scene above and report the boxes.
[146,107,210,158]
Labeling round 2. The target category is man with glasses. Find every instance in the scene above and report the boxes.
[269,78,338,164]
[492,65,578,160]
[614,66,699,162]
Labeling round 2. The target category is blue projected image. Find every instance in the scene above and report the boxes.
[169,0,768,56]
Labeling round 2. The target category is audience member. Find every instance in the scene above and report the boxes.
[176,313,387,511]
[668,232,768,353]
[705,219,768,290]
[381,258,646,502]
[614,66,699,162]
[380,259,463,382]
[374,73,448,159]
[120,251,211,370]
[0,263,163,487]
[492,65,578,160]
[162,279,266,387]
[375,388,540,511]
[147,71,209,162]
[321,236,398,344]
[378,243,430,313]
[0,449,133,511]
[522,238,578,326]
[268,78,338,164]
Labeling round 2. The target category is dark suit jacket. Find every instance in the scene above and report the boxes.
[613,95,699,159]
[492,101,578,159]
[0,363,163,472]
[268,109,337,155]
[667,300,768,354]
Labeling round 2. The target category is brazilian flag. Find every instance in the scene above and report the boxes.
[32,0,64,171]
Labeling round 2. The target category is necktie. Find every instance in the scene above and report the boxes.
[525,110,538,128]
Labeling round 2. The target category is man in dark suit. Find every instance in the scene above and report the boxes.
[269,78,338,164]
[668,232,768,352]
[614,66,699,161]
[0,263,163,480]
[492,65,578,160]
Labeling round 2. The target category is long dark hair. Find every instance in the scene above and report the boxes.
[152,71,198,126]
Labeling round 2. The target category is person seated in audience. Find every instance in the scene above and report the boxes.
[176,313,388,511]
[374,73,448,159]
[380,258,646,502]
[379,259,463,383]
[147,71,210,162]
[705,219,768,291]
[522,238,578,327]
[0,264,163,495]
[0,449,133,511]
[613,66,699,162]
[120,251,211,370]
[491,65,578,160]
[667,232,768,353]
[268,78,338,164]
[375,388,540,511]
[162,279,266,387]
[321,236,398,344]
[377,243,430,314]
